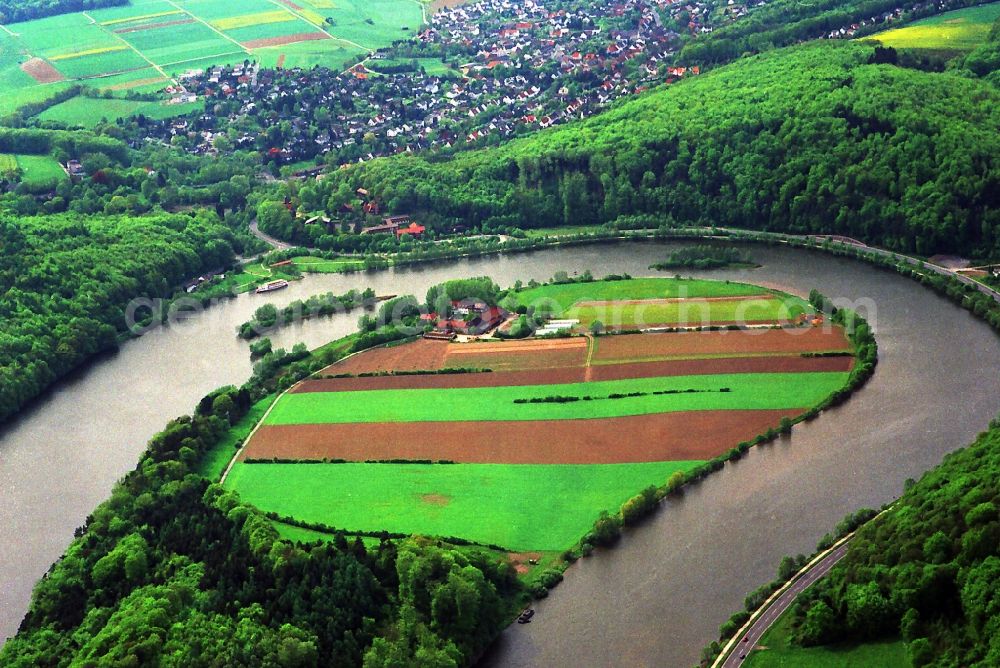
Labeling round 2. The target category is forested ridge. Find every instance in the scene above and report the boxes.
[0,211,237,424]
[778,418,1000,666]
[325,41,1000,257]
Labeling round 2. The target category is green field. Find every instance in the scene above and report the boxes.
[264,372,849,425]
[567,296,807,327]
[37,96,200,127]
[868,2,1000,51]
[290,256,365,273]
[14,154,65,184]
[225,460,702,550]
[743,605,910,667]
[516,277,770,312]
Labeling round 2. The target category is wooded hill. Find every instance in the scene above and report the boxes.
[0,211,237,424]
[782,418,1000,666]
[328,41,1000,258]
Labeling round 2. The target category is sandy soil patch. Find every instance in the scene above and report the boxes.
[242,32,329,49]
[244,409,802,464]
[421,493,451,506]
[21,58,64,83]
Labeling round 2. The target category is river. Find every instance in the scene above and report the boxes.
[2,241,999,666]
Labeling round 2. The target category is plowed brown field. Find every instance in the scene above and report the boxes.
[319,339,450,375]
[21,58,64,83]
[594,327,851,362]
[244,409,801,464]
[242,32,329,49]
[294,354,851,393]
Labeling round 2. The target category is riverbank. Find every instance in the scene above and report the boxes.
[3,240,1000,661]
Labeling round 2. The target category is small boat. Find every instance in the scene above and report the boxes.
[256,279,289,294]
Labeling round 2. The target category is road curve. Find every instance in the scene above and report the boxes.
[249,219,294,251]
[719,541,850,668]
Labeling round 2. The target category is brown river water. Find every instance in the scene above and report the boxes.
[2,241,999,666]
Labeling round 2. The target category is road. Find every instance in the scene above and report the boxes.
[719,541,851,668]
[709,228,1000,304]
[249,219,294,251]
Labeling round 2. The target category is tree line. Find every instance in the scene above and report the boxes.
[0,0,125,25]
[318,42,1000,259]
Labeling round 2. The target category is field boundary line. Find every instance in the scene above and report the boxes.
[162,0,252,57]
[85,11,177,85]
[0,23,18,36]
[261,0,372,51]
[220,392,285,484]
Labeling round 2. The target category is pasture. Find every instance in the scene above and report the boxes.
[0,154,67,184]
[37,96,200,127]
[225,460,702,551]
[868,2,1000,51]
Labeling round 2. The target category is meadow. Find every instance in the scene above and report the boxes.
[515,277,769,312]
[263,371,849,424]
[15,154,65,183]
[566,296,807,328]
[868,2,1000,51]
[289,255,366,273]
[225,460,702,551]
[37,96,201,127]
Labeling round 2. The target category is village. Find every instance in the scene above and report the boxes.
[138,0,730,166]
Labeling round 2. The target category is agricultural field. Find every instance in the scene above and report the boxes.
[0,153,67,184]
[0,0,423,113]
[224,277,859,553]
[37,95,199,127]
[289,255,366,273]
[867,2,1000,51]
[515,276,808,328]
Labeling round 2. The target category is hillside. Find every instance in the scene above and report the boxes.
[771,417,1000,666]
[324,41,1000,257]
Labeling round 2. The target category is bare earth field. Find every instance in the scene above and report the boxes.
[241,32,331,49]
[244,409,802,464]
[21,58,65,83]
[296,355,852,392]
[319,338,450,375]
[594,328,851,362]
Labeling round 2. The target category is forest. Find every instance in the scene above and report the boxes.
[315,41,1000,258]
[0,211,238,425]
[0,0,125,24]
[0,358,518,667]
[777,418,1000,666]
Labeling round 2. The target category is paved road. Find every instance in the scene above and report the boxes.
[249,219,294,251]
[720,542,851,668]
